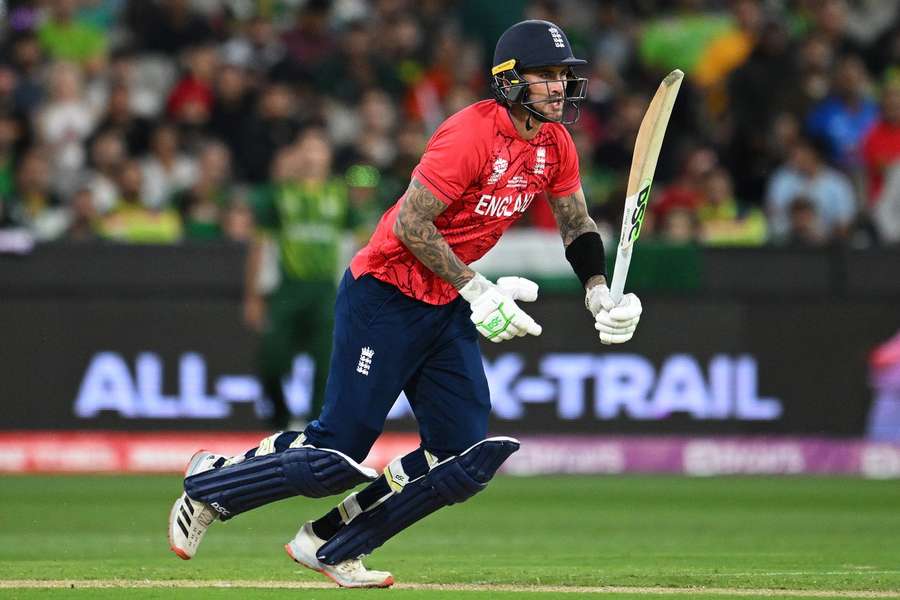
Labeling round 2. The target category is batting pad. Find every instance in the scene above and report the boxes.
[183,447,377,521]
[317,437,520,564]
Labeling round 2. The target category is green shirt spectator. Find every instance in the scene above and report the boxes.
[639,13,732,73]
[38,18,106,64]
[98,204,183,243]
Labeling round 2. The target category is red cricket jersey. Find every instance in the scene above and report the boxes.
[862,121,900,203]
[349,100,581,305]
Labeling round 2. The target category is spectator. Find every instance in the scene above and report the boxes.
[591,3,634,75]
[794,34,835,114]
[99,159,182,243]
[872,162,900,244]
[221,191,254,243]
[315,20,401,104]
[697,168,767,246]
[209,63,256,162]
[66,186,99,241]
[651,146,718,228]
[805,54,878,168]
[281,0,335,75]
[37,0,107,68]
[694,0,764,115]
[166,45,218,130]
[221,16,296,82]
[638,5,732,74]
[8,32,46,113]
[808,0,865,58]
[237,83,302,182]
[125,0,215,56]
[660,206,701,245]
[766,139,857,242]
[9,148,69,241]
[726,19,795,202]
[140,122,197,209]
[173,141,232,240]
[85,131,126,214]
[0,111,25,202]
[36,62,98,196]
[93,82,153,156]
[873,162,900,245]
[861,81,900,203]
[786,196,827,247]
[348,88,398,170]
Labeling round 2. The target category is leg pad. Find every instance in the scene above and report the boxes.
[184,447,377,520]
[317,437,519,564]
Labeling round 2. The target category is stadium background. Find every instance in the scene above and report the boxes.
[1,0,899,478]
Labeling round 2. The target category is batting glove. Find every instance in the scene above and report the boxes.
[459,273,542,343]
[585,284,642,345]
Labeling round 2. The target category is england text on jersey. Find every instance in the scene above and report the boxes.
[350,100,581,305]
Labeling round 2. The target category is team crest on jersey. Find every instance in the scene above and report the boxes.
[487,156,509,184]
[533,147,546,175]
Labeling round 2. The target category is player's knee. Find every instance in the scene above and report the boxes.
[303,420,380,464]
[429,437,519,504]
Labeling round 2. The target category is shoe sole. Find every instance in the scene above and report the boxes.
[168,450,211,561]
[283,543,394,589]
[168,496,192,560]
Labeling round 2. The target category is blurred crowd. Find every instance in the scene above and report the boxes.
[0,0,899,250]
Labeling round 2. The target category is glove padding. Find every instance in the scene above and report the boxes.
[585,284,642,345]
[459,273,542,343]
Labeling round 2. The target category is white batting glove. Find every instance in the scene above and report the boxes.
[459,273,542,343]
[585,284,642,345]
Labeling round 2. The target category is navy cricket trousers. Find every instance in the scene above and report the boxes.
[303,270,491,462]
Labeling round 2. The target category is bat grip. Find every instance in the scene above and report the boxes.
[609,245,631,305]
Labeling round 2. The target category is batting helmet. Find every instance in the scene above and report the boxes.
[490,20,588,125]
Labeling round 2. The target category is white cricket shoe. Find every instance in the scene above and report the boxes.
[168,450,224,560]
[284,521,394,588]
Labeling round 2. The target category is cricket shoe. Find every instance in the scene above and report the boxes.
[284,521,394,588]
[168,450,226,560]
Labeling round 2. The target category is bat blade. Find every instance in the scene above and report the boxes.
[610,69,683,302]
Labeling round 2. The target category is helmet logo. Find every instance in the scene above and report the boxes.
[548,27,565,48]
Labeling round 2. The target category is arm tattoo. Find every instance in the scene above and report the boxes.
[549,188,599,247]
[393,178,475,290]
[551,188,607,290]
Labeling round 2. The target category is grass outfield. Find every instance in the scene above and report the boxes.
[1,475,899,599]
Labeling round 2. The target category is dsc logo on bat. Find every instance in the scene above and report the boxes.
[627,182,651,244]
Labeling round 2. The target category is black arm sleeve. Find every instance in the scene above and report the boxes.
[564,231,607,288]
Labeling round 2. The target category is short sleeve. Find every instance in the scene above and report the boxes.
[548,126,581,196]
[412,114,484,205]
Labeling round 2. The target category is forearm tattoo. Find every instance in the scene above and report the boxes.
[550,188,599,247]
[393,178,475,290]
[552,189,606,290]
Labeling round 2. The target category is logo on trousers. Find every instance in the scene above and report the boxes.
[357,347,374,376]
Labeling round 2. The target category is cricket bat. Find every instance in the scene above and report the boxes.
[609,69,684,304]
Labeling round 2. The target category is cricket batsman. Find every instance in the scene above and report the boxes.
[168,20,642,588]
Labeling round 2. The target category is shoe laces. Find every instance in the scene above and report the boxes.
[335,559,365,574]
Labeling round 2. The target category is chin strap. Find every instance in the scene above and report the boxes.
[525,114,534,131]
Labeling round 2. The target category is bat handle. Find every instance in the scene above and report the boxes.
[609,244,631,305]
